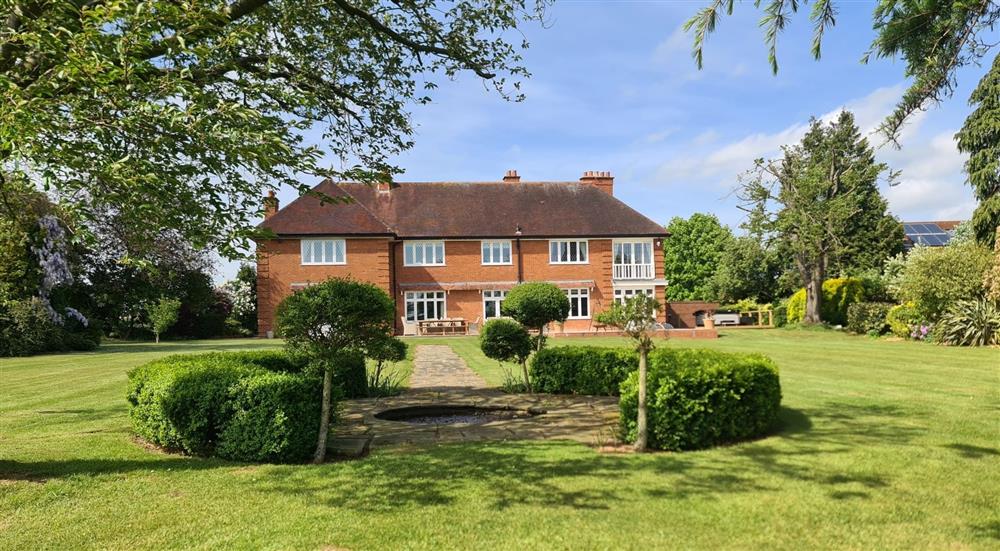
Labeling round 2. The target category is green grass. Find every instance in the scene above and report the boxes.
[2,333,999,549]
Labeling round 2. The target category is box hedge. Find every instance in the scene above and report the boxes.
[846,302,893,335]
[530,346,637,395]
[619,348,781,451]
[126,351,329,462]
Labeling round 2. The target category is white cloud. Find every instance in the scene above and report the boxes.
[645,83,975,222]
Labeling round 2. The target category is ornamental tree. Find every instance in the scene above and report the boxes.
[479,317,534,393]
[146,297,181,343]
[275,278,394,463]
[596,293,661,452]
[502,282,570,351]
[0,0,546,257]
[364,335,407,395]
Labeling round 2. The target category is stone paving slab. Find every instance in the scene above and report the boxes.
[329,344,622,452]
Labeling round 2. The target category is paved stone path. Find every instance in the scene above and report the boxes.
[407,345,488,390]
[327,344,621,457]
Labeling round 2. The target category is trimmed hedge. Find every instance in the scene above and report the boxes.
[619,348,781,451]
[217,371,322,462]
[331,351,368,399]
[127,351,325,462]
[530,346,637,396]
[846,302,893,335]
[787,278,866,325]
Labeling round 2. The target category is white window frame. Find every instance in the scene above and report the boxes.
[565,288,590,319]
[549,239,589,264]
[481,240,513,265]
[404,241,446,266]
[482,290,508,320]
[300,239,346,265]
[404,291,447,322]
[614,287,655,305]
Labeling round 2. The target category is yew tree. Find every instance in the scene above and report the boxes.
[0,0,545,257]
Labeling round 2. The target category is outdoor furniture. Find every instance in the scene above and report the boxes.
[417,318,467,336]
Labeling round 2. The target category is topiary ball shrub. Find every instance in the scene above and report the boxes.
[619,348,781,451]
[217,371,322,462]
[126,351,324,461]
[847,302,894,335]
[503,282,570,337]
[530,346,637,395]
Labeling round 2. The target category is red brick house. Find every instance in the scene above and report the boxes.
[256,170,672,337]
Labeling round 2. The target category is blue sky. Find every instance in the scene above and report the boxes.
[220,2,990,281]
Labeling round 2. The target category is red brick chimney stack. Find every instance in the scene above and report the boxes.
[580,171,613,195]
[263,190,279,219]
[376,182,394,193]
[502,170,521,183]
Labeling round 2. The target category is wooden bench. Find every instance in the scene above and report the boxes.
[417,319,467,336]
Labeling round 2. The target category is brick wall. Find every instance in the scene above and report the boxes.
[665,301,719,329]
[256,237,392,336]
[258,236,667,336]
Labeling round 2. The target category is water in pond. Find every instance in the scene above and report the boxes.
[374,405,543,425]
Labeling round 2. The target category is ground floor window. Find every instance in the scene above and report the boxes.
[614,287,654,305]
[565,288,590,319]
[405,291,446,322]
[483,290,507,320]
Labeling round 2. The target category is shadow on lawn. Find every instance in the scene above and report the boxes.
[0,456,226,483]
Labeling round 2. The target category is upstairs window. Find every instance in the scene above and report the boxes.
[301,239,345,265]
[404,241,445,266]
[549,240,588,264]
[481,240,512,265]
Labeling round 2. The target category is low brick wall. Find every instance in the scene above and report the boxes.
[666,301,720,329]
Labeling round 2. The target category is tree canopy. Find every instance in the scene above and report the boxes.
[741,111,897,322]
[663,213,733,301]
[0,0,545,257]
[955,54,1000,248]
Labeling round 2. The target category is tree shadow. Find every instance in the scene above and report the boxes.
[0,456,228,483]
[943,443,1000,459]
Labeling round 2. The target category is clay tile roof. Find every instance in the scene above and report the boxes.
[260,180,668,238]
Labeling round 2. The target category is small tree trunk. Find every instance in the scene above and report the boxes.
[521,360,533,394]
[154,332,160,344]
[804,276,823,324]
[634,347,648,452]
[313,367,333,464]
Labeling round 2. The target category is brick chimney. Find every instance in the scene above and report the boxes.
[580,171,613,195]
[502,170,520,183]
[376,181,397,193]
[263,190,279,219]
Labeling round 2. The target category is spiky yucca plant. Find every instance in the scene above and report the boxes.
[936,300,1000,347]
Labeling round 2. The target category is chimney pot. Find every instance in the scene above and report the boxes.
[503,169,520,183]
[580,170,614,196]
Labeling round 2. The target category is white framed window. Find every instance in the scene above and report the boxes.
[405,291,446,322]
[483,290,508,320]
[481,240,512,265]
[614,287,655,305]
[404,241,445,266]
[549,240,588,264]
[613,240,654,279]
[300,239,346,265]
[565,288,590,319]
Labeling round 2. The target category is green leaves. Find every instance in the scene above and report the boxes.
[1,0,545,258]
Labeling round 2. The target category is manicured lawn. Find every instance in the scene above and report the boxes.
[1,332,998,549]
